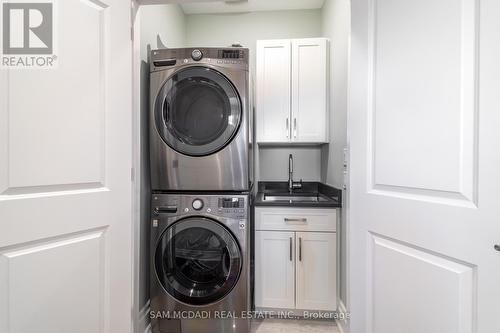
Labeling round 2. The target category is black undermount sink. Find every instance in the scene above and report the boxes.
[256,181,342,207]
[262,192,330,203]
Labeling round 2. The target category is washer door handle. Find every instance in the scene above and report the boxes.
[163,100,170,123]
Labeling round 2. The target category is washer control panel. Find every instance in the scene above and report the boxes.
[218,197,246,216]
[152,194,247,219]
[191,198,204,210]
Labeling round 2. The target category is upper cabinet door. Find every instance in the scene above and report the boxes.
[291,38,329,143]
[256,40,291,143]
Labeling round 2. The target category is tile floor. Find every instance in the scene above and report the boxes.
[251,319,339,333]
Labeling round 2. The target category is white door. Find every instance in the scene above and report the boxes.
[291,38,328,143]
[349,0,500,332]
[296,232,336,311]
[256,39,291,143]
[255,231,295,308]
[0,0,132,332]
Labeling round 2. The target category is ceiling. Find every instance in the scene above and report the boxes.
[180,0,326,15]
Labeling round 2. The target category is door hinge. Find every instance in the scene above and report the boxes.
[131,27,134,41]
[131,168,135,182]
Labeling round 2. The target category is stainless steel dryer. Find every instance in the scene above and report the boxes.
[150,47,253,191]
[150,193,250,333]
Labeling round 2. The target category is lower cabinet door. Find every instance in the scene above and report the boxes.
[255,231,295,308]
[296,232,337,311]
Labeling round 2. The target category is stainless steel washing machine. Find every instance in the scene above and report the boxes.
[149,47,253,191]
[150,193,251,333]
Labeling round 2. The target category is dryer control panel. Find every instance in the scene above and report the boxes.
[150,47,249,72]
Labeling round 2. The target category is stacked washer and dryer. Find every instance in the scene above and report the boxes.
[149,47,253,333]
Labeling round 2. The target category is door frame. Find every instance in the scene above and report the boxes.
[339,3,352,333]
[131,2,355,333]
[131,1,145,332]
[131,2,181,332]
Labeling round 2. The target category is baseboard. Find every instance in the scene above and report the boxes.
[335,300,349,333]
[139,301,151,333]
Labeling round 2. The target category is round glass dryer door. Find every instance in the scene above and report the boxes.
[154,217,242,306]
[155,66,242,156]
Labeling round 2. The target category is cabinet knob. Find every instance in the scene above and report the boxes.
[494,245,500,252]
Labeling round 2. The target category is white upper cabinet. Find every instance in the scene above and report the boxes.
[291,39,328,143]
[256,38,329,144]
[256,40,291,143]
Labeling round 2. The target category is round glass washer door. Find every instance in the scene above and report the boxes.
[155,66,242,157]
[154,217,242,306]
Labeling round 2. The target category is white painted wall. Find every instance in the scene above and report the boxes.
[320,0,350,311]
[185,9,321,76]
[185,10,323,182]
[259,147,323,181]
[140,4,186,61]
[137,4,186,327]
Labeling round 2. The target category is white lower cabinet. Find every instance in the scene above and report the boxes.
[296,232,337,311]
[255,231,295,308]
[254,207,337,312]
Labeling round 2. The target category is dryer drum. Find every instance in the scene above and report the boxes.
[155,66,242,157]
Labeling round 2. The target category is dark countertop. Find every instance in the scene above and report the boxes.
[254,181,342,208]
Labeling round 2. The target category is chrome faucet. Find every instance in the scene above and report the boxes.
[288,154,303,193]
